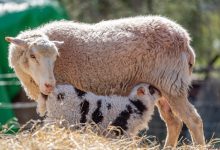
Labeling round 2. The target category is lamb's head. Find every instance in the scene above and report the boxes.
[6,36,63,95]
[49,84,76,102]
[130,83,161,104]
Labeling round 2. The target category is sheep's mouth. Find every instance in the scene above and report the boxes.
[41,93,48,100]
[30,78,52,97]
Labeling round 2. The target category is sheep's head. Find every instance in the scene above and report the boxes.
[130,83,161,103]
[6,36,63,95]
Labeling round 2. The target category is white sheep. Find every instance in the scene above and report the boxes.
[41,83,161,137]
[6,16,205,147]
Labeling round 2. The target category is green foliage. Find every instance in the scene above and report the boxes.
[58,0,220,66]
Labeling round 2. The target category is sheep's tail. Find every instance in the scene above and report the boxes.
[187,45,196,74]
[154,48,194,98]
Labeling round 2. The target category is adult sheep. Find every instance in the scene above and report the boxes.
[6,16,204,148]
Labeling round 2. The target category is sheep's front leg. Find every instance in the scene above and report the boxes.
[36,94,47,117]
[156,98,183,148]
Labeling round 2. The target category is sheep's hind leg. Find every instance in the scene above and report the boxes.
[156,97,183,148]
[167,95,205,146]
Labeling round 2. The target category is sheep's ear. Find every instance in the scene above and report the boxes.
[52,41,64,47]
[5,37,28,48]
[137,87,145,97]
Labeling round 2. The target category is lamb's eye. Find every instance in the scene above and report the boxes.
[30,54,36,59]
[57,93,65,101]
[149,85,155,95]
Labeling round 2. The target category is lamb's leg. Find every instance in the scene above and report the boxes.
[167,95,205,146]
[156,97,183,148]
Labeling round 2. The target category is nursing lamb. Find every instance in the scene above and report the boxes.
[6,16,204,147]
[41,83,160,137]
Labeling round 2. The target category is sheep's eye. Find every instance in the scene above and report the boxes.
[30,54,36,59]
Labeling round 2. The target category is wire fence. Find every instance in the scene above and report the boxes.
[0,73,21,86]
[0,73,27,109]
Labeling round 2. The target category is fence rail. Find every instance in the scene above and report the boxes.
[0,73,17,79]
[0,102,36,109]
[0,81,20,86]
[0,73,20,86]
[194,67,220,73]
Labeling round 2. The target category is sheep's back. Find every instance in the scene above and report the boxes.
[42,16,193,96]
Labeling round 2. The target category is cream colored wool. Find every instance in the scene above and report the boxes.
[8,16,194,100]
[43,83,160,136]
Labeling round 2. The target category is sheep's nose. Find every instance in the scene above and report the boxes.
[44,83,54,93]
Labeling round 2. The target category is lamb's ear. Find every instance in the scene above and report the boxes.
[52,41,64,47]
[5,37,28,48]
[137,87,145,97]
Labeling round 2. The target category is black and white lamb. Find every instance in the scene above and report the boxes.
[39,83,161,136]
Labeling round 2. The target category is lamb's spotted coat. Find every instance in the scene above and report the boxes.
[42,83,161,136]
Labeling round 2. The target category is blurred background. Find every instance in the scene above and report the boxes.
[0,0,219,145]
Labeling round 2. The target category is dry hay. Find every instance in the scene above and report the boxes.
[0,120,219,150]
